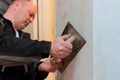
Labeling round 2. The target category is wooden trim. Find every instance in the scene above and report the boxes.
[32,0,55,80]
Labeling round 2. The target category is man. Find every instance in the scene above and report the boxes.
[0,0,73,80]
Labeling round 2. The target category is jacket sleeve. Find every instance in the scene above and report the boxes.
[0,33,51,58]
[33,61,49,80]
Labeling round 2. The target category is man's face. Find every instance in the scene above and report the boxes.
[14,2,36,30]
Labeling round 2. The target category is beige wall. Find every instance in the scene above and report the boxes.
[25,0,54,41]
[55,0,93,80]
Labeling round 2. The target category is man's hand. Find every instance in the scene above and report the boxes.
[50,34,73,58]
[38,58,62,72]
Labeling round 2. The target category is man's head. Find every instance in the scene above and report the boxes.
[3,0,37,30]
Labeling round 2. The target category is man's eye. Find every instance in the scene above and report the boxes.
[28,10,33,17]
[29,13,33,17]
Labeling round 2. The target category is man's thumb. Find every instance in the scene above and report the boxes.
[61,34,72,40]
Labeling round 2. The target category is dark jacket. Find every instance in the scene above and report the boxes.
[0,14,50,80]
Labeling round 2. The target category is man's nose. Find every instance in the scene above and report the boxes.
[29,17,34,23]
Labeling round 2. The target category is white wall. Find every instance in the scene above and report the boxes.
[93,0,120,80]
[55,0,120,80]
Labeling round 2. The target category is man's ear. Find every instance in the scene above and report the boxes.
[13,2,21,11]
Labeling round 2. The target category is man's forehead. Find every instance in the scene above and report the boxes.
[25,1,36,12]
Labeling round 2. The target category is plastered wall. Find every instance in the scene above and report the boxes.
[55,0,120,80]
[55,0,93,80]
